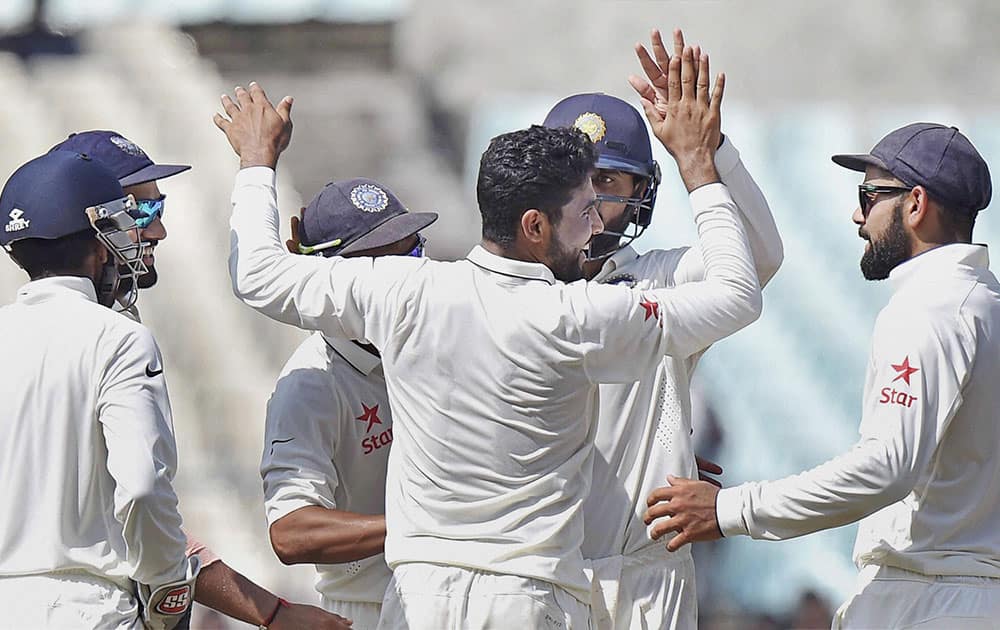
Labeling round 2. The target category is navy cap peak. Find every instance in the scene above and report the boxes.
[49,130,190,187]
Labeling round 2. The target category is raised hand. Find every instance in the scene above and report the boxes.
[643,475,723,552]
[213,82,294,170]
[629,29,723,192]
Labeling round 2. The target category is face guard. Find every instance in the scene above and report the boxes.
[585,161,662,262]
[85,194,147,309]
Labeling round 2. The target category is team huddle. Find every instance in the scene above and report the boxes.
[1,27,999,630]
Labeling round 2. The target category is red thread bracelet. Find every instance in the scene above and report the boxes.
[263,597,290,627]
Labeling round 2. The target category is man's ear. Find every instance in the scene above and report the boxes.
[519,208,550,245]
[906,185,931,229]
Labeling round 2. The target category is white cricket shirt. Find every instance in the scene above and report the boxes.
[261,332,393,604]
[583,137,783,559]
[229,167,761,601]
[0,276,188,588]
[717,243,1000,578]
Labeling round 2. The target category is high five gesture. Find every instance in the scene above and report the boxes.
[629,29,724,192]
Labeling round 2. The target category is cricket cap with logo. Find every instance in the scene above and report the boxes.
[542,92,659,182]
[0,150,125,248]
[297,178,437,257]
[48,130,190,187]
[833,122,992,214]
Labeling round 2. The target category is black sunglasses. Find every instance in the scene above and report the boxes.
[858,183,911,217]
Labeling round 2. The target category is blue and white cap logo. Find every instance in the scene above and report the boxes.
[109,135,144,156]
[350,183,389,213]
[5,208,29,233]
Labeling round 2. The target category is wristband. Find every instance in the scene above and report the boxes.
[259,597,290,629]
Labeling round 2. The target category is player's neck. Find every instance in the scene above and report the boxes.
[480,239,537,265]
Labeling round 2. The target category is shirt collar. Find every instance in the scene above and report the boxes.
[466,245,556,285]
[889,243,990,292]
[592,245,640,282]
[16,276,98,305]
[323,334,382,376]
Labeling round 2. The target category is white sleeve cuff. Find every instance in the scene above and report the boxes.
[688,182,735,217]
[716,485,750,538]
[265,496,322,527]
[234,165,276,189]
[713,136,741,177]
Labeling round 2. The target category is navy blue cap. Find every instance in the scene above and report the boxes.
[0,150,125,247]
[542,93,657,179]
[48,130,190,187]
[833,122,991,213]
[299,178,437,256]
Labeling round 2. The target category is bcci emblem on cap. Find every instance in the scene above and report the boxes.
[109,135,144,157]
[574,112,607,143]
[350,184,389,213]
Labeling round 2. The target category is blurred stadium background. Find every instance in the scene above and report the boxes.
[2,0,999,627]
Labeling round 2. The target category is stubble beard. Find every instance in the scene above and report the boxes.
[547,237,585,283]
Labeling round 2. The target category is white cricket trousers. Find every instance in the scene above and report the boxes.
[376,562,591,629]
[322,597,382,629]
[0,572,141,629]
[833,564,1000,629]
[588,545,696,630]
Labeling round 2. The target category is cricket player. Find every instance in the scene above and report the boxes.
[0,150,198,629]
[261,179,437,629]
[644,123,1000,628]
[215,47,759,628]
[542,28,783,630]
[50,130,188,312]
[50,129,353,629]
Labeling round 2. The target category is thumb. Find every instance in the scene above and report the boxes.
[627,75,656,103]
[637,96,663,125]
[277,95,294,122]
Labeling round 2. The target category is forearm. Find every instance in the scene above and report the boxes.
[716,437,913,541]
[270,505,386,564]
[652,183,761,357]
[119,494,188,586]
[194,560,280,626]
[228,167,374,339]
[228,166,308,324]
[714,137,783,286]
[101,371,188,584]
[108,431,187,585]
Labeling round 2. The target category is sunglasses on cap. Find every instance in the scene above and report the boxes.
[299,233,427,257]
[858,183,911,218]
[127,194,166,229]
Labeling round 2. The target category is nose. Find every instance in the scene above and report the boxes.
[141,217,167,241]
[589,205,604,235]
[851,206,865,226]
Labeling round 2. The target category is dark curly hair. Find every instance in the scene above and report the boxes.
[477,125,597,246]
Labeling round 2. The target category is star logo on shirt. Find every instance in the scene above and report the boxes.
[890,356,920,386]
[639,296,660,322]
[356,403,382,433]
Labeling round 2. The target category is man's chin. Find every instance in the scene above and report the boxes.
[550,258,586,283]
